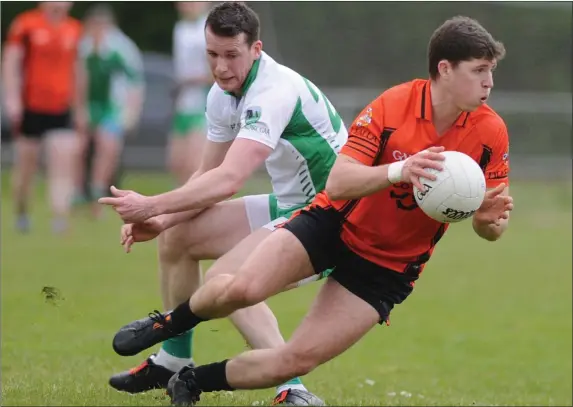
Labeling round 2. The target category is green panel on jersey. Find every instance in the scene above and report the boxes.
[282,97,338,203]
[302,77,342,134]
[86,52,124,107]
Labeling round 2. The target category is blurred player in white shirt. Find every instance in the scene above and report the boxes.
[168,1,213,185]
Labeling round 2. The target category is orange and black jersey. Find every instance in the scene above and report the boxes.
[5,9,82,114]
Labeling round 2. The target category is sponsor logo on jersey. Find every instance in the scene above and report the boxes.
[243,123,270,136]
[392,150,411,161]
[245,106,262,125]
[356,106,372,127]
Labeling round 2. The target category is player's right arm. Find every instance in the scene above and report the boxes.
[2,14,27,128]
[157,138,233,230]
[154,90,234,230]
[326,99,445,201]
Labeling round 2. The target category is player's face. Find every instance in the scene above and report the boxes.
[445,58,496,111]
[205,27,262,94]
[177,2,209,19]
[87,16,112,38]
[40,1,73,17]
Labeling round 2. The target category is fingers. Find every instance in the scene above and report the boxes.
[98,196,121,206]
[425,146,445,153]
[419,152,446,163]
[124,236,134,253]
[410,167,438,182]
[411,177,425,192]
[486,183,506,198]
[121,224,132,245]
[110,185,132,197]
[416,157,444,172]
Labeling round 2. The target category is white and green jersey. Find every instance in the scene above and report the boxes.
[173,16,210,114]
[80,28,144,124]
[206,52,348,209]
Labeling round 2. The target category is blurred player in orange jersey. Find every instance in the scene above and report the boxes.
[2,2,85,234]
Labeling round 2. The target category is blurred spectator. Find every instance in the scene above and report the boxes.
[2,1,84,234]
[168,1,212,185]
[74,3,145,218]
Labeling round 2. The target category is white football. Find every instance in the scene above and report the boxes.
[413,151,486,223]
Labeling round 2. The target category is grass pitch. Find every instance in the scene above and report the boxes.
[1,171,571,406]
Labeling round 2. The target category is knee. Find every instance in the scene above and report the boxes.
[159,223,192,260]
[272,346,318,382]
[220,273,267,309]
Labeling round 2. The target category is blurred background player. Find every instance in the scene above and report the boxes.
[74,4,145,217]
[2,1,84,234]
[168,1,213,185]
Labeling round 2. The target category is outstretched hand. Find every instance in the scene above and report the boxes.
[98,186,156,223]
[474,183,513,226]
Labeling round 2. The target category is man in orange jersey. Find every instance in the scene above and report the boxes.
[110,16,514,402]
[2,2,84,233]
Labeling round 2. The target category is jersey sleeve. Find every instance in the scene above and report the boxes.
[483,120,510,188]
[5,14,29,47]
[236,85,298,149]
[340,97,383,166]
[118,38,144,85]
[205,87,235,143]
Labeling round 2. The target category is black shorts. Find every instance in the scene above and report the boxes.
[282,206,417,324]
[20,110,71,138]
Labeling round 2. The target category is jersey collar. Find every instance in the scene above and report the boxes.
[416,80,470,127]
[224,55,262,98]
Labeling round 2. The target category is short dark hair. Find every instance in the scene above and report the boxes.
[84,3,115,23]
[428,16,506,80]
[205,2,260,45]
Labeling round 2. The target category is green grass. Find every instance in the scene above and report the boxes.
[1,171,572,406]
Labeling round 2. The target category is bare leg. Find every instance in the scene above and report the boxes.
[190,228,316,319]
[11,136,41,231]
[45,130,78,233]
[167,134,203,186]
[73,130,91,203]
[90,129,123,218]
[203,228,285,350]
[224,278,380,389]
[154,198,253,371]
[185,130,205,177]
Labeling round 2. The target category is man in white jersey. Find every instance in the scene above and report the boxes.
[101,3,345,405]
[169,2,212,185]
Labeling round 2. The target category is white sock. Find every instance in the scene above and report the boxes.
[276,383,308,395]
[151,348,193,373]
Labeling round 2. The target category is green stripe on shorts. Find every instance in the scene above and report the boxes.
[172,112,206,137]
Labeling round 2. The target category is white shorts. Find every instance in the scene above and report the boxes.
[243,194,289,232]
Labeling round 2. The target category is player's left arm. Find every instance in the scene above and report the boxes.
[119,39,146,131]
[472,122,513,241]
[148,87,297,215]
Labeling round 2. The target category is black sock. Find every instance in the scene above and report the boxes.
[193,360,234,392]
[169,300,208,334]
